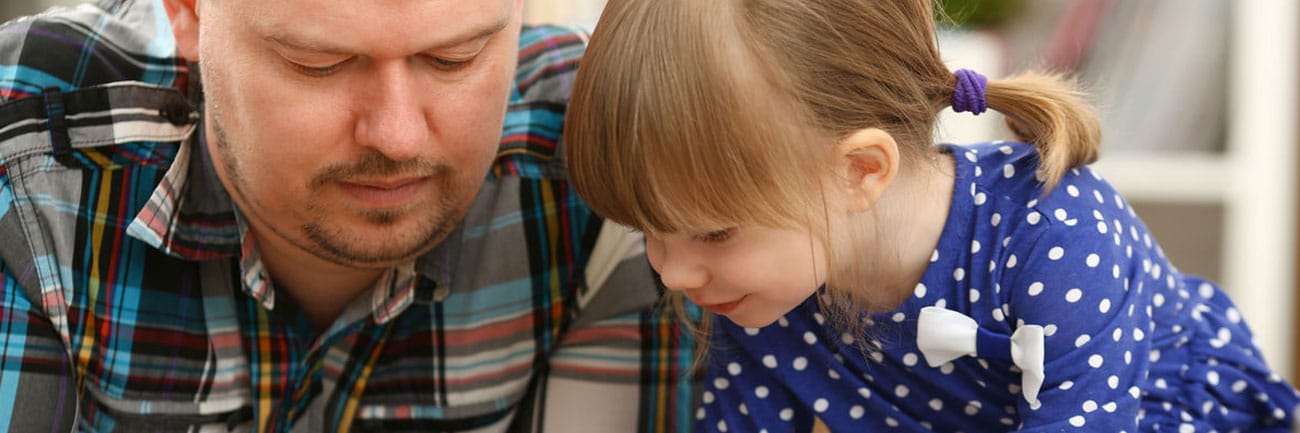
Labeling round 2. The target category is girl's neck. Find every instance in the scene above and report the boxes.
[867,151,957,310]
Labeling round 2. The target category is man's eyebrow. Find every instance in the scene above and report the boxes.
[263,16,511,54]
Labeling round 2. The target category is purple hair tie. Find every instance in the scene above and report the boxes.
[952,69,988,115]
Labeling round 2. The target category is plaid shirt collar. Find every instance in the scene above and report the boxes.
[124,104,434,323]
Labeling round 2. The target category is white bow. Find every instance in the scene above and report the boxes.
[916,306,1045,405]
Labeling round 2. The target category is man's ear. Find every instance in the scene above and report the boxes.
[834,128,899,212]
[162,0,200,61]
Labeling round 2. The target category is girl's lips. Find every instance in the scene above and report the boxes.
[700,296,746,315]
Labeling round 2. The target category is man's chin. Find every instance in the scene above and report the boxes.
[304,219,452,267]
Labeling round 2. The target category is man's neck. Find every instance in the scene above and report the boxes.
[252,228,388,332]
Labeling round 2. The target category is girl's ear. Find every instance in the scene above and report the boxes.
[833,128,899,212]
[162,0,200,61]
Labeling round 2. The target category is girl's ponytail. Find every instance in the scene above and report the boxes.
[983,71,1102,189]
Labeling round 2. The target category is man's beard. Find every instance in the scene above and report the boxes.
[210,112,467,268]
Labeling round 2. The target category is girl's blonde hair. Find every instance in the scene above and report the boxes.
[564,0,1101,350]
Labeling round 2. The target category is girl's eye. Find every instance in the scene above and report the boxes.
[696,228,735,243]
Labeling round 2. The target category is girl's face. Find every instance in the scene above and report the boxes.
[645,225,828,328]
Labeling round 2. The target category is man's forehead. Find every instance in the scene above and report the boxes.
[225,0,517,53]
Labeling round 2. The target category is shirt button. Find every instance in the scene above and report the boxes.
[160,102,192,125]
[433,284,451,302]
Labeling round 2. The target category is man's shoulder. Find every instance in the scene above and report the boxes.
[514,25,587,103]
[494,26,588,181]
[0,0,187,101]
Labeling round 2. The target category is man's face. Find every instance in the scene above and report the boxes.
[197,0,521,268]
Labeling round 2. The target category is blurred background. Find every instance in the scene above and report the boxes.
[5,0,1297,380]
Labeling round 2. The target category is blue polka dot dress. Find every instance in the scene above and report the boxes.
[695,142,1300,432]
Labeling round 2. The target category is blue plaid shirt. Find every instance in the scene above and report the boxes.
[0,1,699,432]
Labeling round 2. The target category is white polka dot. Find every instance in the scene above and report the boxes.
[885,417,899,427]
[762,355,777,369]
[914,283,928,298]
[1153,293,1166,307]
[966,151,977,162]
[1089,354,1104,368]
[703,391,715,403]
[953,268,966,281]
[1129,386,1141,399]
[793,357,807,371]
[827,368,840,380]
[755,386,769,398]
[717,420,728,432]
[1048,246,1065,260]
[999,145,1014,154]
[803,332,818,345]
[991,213,1002,226]
[1232,380,1248,393]
[813,313,826,325]
[739,403,749,415]
[1044,324,1058,336]
[1054,208,1069,221]
[1179,424,1194,433]
[969,289,980,302]
[713,378,730,390]
[814,398,828,413]
[971,240,982,253]
[892,312,906,322]
[841,333,855,345]
[1067,185,1080,197]
[930,249,939,262]
[1086,253,1100,267]
[1150,350,1162,362]
[858,387,871,399]
[929,399,943,410]
[1083,400,1098,412]
[1097,221,1109,234]
[1075,334,1091,347]
[1070,416,1086,427]
[1059,381,1075,390]
[992,308,1005,322]
[1103,402,1117,412]
[974,192,987,205]
[1199,283,1215,299]
[779,408,793,421]
[727,362,742,376]
[695,408,705,420]
[1027,281,1044,296]
[1065,288,1083,303]
[895,385,910,398]
[934,299,946,310]
[1027,213,1041,225]
[743,327,760,336]
[1112,328,1124,342]
[1108,375,1120,389]
[850,405,864,419]
[964,401,981,415]
[975,166,983,177]
[1006,254,1018,268]
[902,353,919,367]
[1208,370,1220,386]
[1099,299,1112,313]
[939,363,955,374]
[1003,164,1016,178]
[778,317,789,327]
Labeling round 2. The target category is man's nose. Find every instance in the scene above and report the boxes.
[355,62,430,161]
